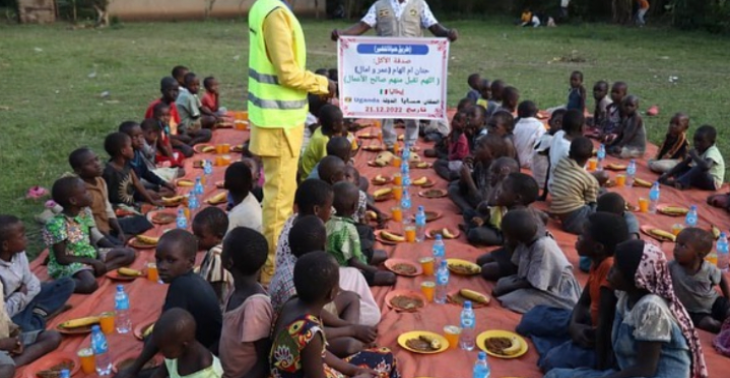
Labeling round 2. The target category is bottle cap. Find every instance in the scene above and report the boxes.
[60,369,70,378]
[464,300,472,308]
[691,205,697,210]
[92,325,101,332]
[478,351,487,359]
[440,260,448,267]
[117,285,124,291]
[418,205,424,211]
[435,235,442,240]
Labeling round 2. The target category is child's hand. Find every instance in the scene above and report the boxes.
[352,325,377,343]
[91,260,107,276]
[18,284,28,295]
[0,337,19,352]
[164,182,176,191]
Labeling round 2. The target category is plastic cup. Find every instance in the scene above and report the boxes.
[392,186,403,201]
[672,224,684,236]
[405,226,416,243]
[616,174,626,187]
[421,281,435,302]
[443,325,462,349]
[392,156,402,168]
[215,144,225,154]
[183,206,190,220]
[638,197,649,213]
[393,173,403,186]
[393,143,401,155]
[419,257,434,276]
[221,155,232,166]
[99,312,115,334]
[588,158,598,171]
[78,348,95,374]
[234,120,247,130]
[147,262,159,282]
[391,207,403,222]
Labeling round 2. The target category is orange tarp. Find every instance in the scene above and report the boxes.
[19,124,730,378]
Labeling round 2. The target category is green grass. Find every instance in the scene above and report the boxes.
[2,19,730,258]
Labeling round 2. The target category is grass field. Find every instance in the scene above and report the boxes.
[2,19,730,257]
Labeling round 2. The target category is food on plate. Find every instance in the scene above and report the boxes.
[391,263,417,275]
[36,361,75,378]
[200,145,215,153]
[59,316,100,329]
[658,206,689,216]
[459,289,490,305]
[161,195,184,206]
[413,162,430,169]
[372,175,390,185]
[151,212,176,224]
[135,235,159,246]
[422,189,445,198]
[390,295,424,311]
[380,231,405,242]
[142,323,155,338]
[649,228,676,242]
[483,337,521,356]
[606,163,627,170]
[118,268,142,277]
[176,179,194,187]
[633,178,652,188]
[412,177,428,186]
[406,335,441,352]
[448,263,480,275]
[374,151,394,167]
[373,188,392,198]
[429,228,457,239]
[206,192,228,205]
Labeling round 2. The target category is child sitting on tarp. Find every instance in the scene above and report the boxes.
[660,125,725,191]
[648,112,690,174]
[299,104,344,182]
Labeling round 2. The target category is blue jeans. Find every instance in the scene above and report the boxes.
[12,278,75,332]
[676,165,717,191]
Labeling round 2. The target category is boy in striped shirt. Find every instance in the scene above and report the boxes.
[550,137,600,235]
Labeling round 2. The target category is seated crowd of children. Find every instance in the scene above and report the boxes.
[1,65,728,378]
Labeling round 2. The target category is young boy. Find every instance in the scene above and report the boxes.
[118,121,176,196]
[150,103,186,166]
[600,81,628,145]
[493,210,581,314]
[219,227,272,378]
[534,109,565,199]
[489,80,506,110]
[201,76,226,116]
[139,118,183,182]
[550,137,601,235]
[466,73,481,103]
[548,109,585,189]
[670,228,730,333]
[43,176,136,293]
[596,192,640,239]
[588,80,611,135]
[449,134,511,213]
[308,137,352,181]
[145,77,182,136]
[224,162,262,233]
[192,207,231,306]
[176,72,217,131]
[299,104,344,181]
[172,65,189,89]
[326,182,396,287]
[151,308,223,378]
[608,95,646,158]
[513,100,546,168]
[660,125,725,191]
[102,132,165,207]
[0,216,74,332]
[118,230,223,378]
[476,79,493,111]
[649,112,690,174]
[499,86,520,114]
[566,71,586,113]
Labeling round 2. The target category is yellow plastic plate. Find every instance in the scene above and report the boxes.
[397,331,449,354]
[476,330,529,359]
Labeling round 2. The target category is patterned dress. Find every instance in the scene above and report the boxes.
[270,314,399,378]
[42,209,99,279]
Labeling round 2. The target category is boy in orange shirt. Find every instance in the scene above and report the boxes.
[637,0,650,26]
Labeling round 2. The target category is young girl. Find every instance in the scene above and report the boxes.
[269,252,399,378]
[433,111,469,181]
[546,239,708,378]
[192,207,231,306]
[566,71,586,114]
[608,95,646,158]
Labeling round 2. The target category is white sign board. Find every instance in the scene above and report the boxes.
[337,36,449,120]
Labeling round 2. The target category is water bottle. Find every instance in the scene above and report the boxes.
[649,182,660,214]
[402,142,411,162]
[194,177,204,195]
[626,159,636,187]
[60,370,70,378]
[685,205,698,228]
[176,207,187,229]
[188,193,200,211]
[415,206,427,242]
[460,301,476,351]
[400,187,412,211]
[473,351,490,378]
[717,232,729,272]
[203,159,213,176]
[435,260,449,304]
[432,235,446,268]
[596,144,606,171]
[401,163,411,187]
[91,325,113,376]
[114,285,131,334]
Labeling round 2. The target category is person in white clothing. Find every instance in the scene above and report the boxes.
[225,162,263,233]
[513,101,546,169]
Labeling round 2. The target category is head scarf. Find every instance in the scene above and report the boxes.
[635,242,708,378]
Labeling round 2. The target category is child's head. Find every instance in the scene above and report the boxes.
[52,176,92,210]
[501,86,520,110]
[153,102,172,125]
[494,172,539,207]
[332,181,359,217]
[479,79,492,100]
[155,229,197,283]
[693,125,717,153]
[593,80,609,100]
[224,162,253,199]
[457,98,475,112]
[501,209,538,245]
[118,121,145,151]
[568,137,594,166]
[69,147,103,179]
[328,68,338,82]
[548,109,566,135]
[344,166,360,186]
[140,118,162,145]
[668,112,690,137]
[296,179,334,222]
[203,76,218,94]
[289,215,327,258]
[621,95,639,117]
[491,80,506,102]
[0,215,26,255]
[452,111,467,133]
[294,251,340,305]
[326,137,352,163]
[319,105,344,137]
[308,93,327,121]
[488,110,515,136]
[608,239,645,292]
[597,192,627,216]
[674,228,714,267]
[570,71,584,88]
[610,81,628,104]
[240,157,261,183]
[222,227,268,278]
[474,134,508,164]
[318,155,346,184]
[577,212,629,260]
[488,157,520,188]
[467,105,486,131]
[183,72,201,95]
[104,132,134,161]
[467,73,481,90]
[315,68,328,76]
[153,308,197,359]
[160,77,180,104]
[562,109,585,136]
[171,66,189,86]
[192,207,228,251]
[517,100,538,119]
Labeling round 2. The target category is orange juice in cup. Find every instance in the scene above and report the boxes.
[616,174,626,187]
[391,207,403,222]
[183,206,190,221]
[419,257,434,275]
[421,281,435,302]
[393,173,402,186]
[405,225,416,242]
[672,224,684,236]
[392,186,403,201]
[221,143,231,154]
[638,197,649,213]
[215,156,224,166]
[392,156,402,168]
[393,143,401,155]
[78,348,95,374]
[221,155,232,166]
[99,312,115,334]
[215,144,225,154]
[443,326,462,349]
[588,158,598,171]
[147,262,159,282]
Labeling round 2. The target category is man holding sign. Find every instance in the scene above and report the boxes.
[332,0,458,149]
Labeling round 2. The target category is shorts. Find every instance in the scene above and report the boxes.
[490,247,517,277]
[689,296,730,325]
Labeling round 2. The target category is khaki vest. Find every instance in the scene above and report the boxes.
[373,0,425,38]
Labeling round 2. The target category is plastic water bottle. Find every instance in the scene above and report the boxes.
[60,370,70,378]
[596,144,606,171]
[649,182,661,214]
[717,232,729,272]
[415,206,427,242]
[435,260,449,304]
[91,325,113,376]
[402,142,411,162]
[473,351,490,378]
[626,159,637,187]
[188,193,200,211]
[203,159,213,176]
[114,285,131,334]
[685,205,698,228]
[432,235,446,268]
[176,207,187,229]
[400,187,412,211]
[401,162,411,187]
[460,301,476,351]
[194,177,204,195]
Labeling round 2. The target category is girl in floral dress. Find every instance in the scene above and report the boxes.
[269,252,399,378]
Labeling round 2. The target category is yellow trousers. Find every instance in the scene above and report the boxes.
[249,123,304,283]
